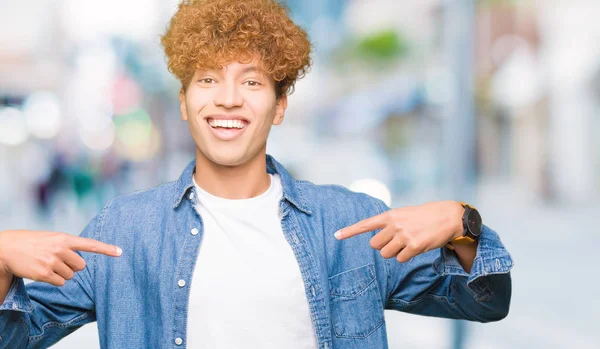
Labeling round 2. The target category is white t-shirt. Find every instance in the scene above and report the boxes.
[186,174,318,349]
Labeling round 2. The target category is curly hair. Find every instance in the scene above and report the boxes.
[161,0,312,98]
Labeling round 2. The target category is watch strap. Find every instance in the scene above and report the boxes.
[445,202,478,250]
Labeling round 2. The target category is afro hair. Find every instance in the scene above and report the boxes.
[161,0,312,98]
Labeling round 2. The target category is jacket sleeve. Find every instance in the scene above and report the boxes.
[0,213,103,348]
[376,201,514,322]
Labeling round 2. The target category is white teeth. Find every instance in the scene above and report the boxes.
[208,119,246,129]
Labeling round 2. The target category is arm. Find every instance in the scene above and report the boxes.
[335,200,513,322]
[0,211,121,348]
[385,224,512,322]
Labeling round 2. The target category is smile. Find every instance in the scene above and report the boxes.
[205,117,249,141]
[207,118,248,129]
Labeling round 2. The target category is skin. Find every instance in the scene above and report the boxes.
[0,55,477,305]
[0,230,121,302]
[180,57,287,200]
[335,200,477,273]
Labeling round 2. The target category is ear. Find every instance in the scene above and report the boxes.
[272,94,288,126]
[179,89,188,121]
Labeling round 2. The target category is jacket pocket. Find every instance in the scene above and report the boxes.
[329,264,384,339]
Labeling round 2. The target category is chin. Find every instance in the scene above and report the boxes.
[200,148,254,168]
[212,156,247,168]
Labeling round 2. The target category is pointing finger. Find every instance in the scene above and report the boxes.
[66,236,122,257]
[335,212,388,240]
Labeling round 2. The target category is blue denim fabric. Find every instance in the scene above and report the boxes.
[0,155,513,349]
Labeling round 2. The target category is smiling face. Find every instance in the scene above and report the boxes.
[180,57,287,168]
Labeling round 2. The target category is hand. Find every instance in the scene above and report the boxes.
[335,201,464,263]
[0,230,122,286]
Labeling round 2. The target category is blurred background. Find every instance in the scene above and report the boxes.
[1,0,599,348]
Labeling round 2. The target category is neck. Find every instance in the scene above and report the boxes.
[193,149,271,199]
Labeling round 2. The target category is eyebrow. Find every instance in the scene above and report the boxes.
[198,66,265,77]
[240,66,265,75]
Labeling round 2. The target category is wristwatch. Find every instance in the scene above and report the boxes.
[446,202,482,249]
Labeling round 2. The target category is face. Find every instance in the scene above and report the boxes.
[179,57,287,167]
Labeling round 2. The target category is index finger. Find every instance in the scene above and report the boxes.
[335,212,388,240]
[67,236,122,257]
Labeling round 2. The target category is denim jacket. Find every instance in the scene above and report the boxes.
[0,155,513,349]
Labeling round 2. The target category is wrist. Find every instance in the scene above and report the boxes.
[450,201,466,240]
[0,231,11,276]
[0,270,12,282]
[0,257,12,280]
[446,201,484,251]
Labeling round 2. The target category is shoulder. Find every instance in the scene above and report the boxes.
[94,180,180,229]
[107,180,179,211]
[295,179,389,217]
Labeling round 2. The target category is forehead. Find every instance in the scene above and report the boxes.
[197,57,267,76]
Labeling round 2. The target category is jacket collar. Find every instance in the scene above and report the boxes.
[172,154,312,215]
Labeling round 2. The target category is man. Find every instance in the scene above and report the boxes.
[0,0,512,348]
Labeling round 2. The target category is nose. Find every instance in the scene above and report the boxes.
[214,81,243,109]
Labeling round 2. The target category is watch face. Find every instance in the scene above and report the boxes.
[467,209,482,237]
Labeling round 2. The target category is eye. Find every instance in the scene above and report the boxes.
[199,78,215,84]
[244,80,261,87]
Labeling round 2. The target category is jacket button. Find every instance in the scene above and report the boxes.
[175,337,183,345]
[191,228,199,235]
[178,279,186,287]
